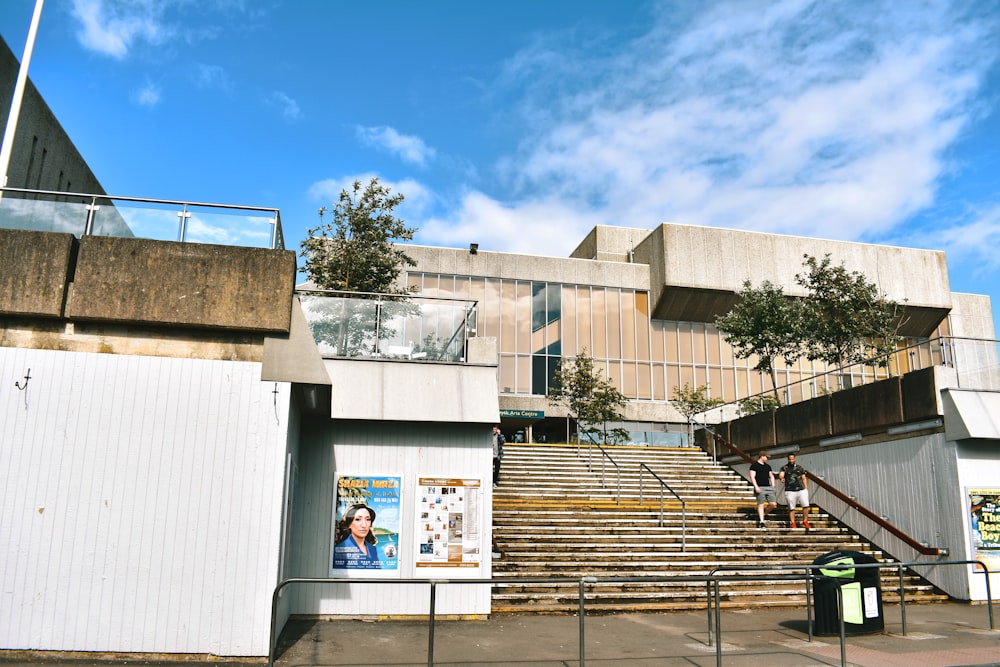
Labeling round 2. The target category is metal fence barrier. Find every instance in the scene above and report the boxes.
[269,560,994,667]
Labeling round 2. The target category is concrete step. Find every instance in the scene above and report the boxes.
[490,443,948,612]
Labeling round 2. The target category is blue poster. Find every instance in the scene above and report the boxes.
[331,474,401,575]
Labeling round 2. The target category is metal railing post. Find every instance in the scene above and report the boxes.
[428,581,437,667]
[713,578,723,667]
[579,578,587,667]
[837,586,847,667]
[897,563,907,635]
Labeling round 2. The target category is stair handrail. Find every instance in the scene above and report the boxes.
[585,440,621,505]
[639,463,687,551]
[711,433,942,556]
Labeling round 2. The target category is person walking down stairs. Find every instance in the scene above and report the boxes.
[492,426,505,488]
[750,451,778,528]
[779,454,811,530]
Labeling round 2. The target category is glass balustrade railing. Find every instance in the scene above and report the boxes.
[0,187,283,249]
[297,290,478,363]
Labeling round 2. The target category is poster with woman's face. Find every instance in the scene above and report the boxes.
[331,474,401,577]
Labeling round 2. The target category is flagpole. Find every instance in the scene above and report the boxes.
[0,0,46,188]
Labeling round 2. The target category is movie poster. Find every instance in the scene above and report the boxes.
[331,474,401,577]
[969,488,1000,574]
[415,477,482,569]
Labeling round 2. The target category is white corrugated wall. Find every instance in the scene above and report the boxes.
[0,346,289,656]
[287,419,493,616]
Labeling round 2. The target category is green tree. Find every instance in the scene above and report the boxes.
[300,177,416,294]
[549,349,630,446]
[795,254,906,374]
[714,280,803,401]
[299,178,419,356]
[670,383,725,443]
[736,394,782,416]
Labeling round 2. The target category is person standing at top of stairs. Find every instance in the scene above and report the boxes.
[492,426,505,488]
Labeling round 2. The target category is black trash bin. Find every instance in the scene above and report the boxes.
[811,550,884,636]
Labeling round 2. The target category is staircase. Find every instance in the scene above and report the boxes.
[491,443,947,613]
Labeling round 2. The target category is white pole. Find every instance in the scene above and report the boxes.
[0,0,46,187]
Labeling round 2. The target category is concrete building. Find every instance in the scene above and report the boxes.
[402,223,996,444]
[2,28,999,660]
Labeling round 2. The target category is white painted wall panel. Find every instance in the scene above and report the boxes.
[287,420,493,616]
[0,346,290,656]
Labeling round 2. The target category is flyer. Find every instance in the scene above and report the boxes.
[331,474,401,576]
[415,477,482,568]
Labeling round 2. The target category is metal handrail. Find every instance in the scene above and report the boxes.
[585,440,621,504]
[638,463,687,550]
[268,559,995,667]
[711,433,942,555]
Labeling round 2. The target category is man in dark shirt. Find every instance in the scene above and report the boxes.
[779,454,811,530]
[749,451,777,528]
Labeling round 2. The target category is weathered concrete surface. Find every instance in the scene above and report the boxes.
[66,236,296,333]
[830,376,903,435]
[0,229,74,317]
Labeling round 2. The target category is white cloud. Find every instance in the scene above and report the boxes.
[71,0,169,59]
[133,81,161,107]
[307,174,436,220]
[927,205,1000,276]
[266,91,301,121]
[422,0,997,252]
[356,126,436,166]
[194,64,233,94]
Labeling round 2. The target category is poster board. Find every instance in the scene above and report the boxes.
[969,487,1000,574]
[415,477,483,569]
[330,474,401,578]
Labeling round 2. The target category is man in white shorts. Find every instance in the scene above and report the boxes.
[779,454,810,530]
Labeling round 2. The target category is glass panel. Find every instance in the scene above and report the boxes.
[678,324,693,363]
[483,278,501,340]
[621,291,637,362]
[516,281,531,354]
[516,355,532,394]
[652,364,665,400]
[547,282,561,355]
[665,364,680,397]
[692,323,706,364]
[407,273,422,293]
[590,288,604,358]
[637,362,652,399]
[500,355,516,394]
[532,282,546,353]
[173,205,278,248]
[650,321,665,363]
[578,287,592,356]
[706,325,722,365]
[298,295,378,357]
[622,362,638,399]
[735,368,749,399]
[532,355,547,396]
[665,324,678,363]
[679,365,694,390]
[562,285,577,355]
[423,274,441,297]
[635,292,650,362]
[501,280,516,353]
[606,288,622,359]
[708,368,723,400]
[0,195,89,235]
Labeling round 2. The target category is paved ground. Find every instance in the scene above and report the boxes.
[2,602,999,667]
[272,601,1000,667]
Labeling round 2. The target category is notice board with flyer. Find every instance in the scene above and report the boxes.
[415,477,483,569]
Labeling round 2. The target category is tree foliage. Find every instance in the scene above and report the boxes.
[300,177,416,294]
[670,383,725,421]
[795,254,906,370]
[715,254,907,402]
[714,280,803,400]
[549,349,630,446]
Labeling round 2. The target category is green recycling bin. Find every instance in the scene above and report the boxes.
[811,550,884,636]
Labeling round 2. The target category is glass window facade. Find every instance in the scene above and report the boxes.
[409,272,938,405]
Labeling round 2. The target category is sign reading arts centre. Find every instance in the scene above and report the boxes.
[499,409,544,419]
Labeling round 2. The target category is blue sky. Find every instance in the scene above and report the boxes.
[2,0,1000,335]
